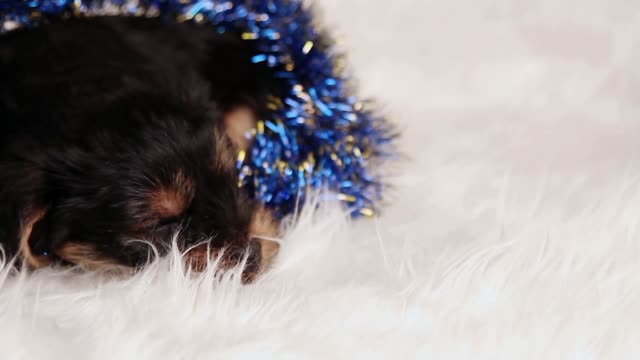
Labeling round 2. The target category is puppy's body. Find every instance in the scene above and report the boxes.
[0,17,281,278]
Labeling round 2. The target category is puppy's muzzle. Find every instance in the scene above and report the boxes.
[185,238,280,282]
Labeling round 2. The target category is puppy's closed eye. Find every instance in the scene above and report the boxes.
[156,216,181,228]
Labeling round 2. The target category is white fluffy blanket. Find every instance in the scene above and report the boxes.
[1,1,639,358]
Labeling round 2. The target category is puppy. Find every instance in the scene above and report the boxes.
[0,16,282,281]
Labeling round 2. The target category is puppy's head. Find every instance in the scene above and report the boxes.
[2,89,279,281]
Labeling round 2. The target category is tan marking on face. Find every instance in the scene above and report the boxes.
[249,207,280,271]
[224,106,256,151]
[19,208,54,269]
[149,170,195,219]
[55,242,126,272]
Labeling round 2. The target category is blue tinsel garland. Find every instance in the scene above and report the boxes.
[1,0,396,218]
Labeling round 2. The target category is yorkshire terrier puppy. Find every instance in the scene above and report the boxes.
[0,16,282,281]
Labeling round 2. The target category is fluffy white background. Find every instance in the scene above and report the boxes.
[1,0,639,358]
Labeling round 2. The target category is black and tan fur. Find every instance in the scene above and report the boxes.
[0,16,282,281]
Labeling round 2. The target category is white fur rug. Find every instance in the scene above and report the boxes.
[1,1,639,358]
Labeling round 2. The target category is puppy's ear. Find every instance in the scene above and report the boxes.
[223,106,256,151]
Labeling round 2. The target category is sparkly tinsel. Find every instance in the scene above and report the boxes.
[1,0,396,218]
